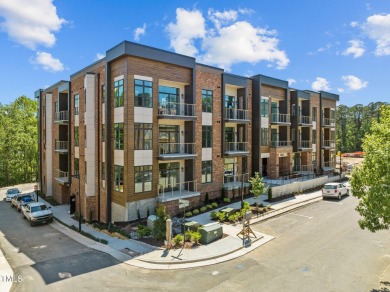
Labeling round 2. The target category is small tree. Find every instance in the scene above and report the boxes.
[249,172,267,206]
[153,204,169,240]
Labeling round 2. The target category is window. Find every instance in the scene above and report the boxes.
[135,166,152,193]
[291,129,296,142]
[312,107,317,122]
[74,158,79,177]
[114,79,124,107]
[101,85,106,104]
[74,94,79,115]
[312,129,316,144]
[74,127,79,146]
[135,123,152,150]
[102,162,105,180]
[114,123,124,150]
[292,104,296,116]
[202,89,212,112]
[114,165,124,192]
[202,161,212,183]
[135,79,152,107]
[331,109,335,120]
[261,128,269,146]
[84,89,87,112]
[202,126,212,147]
[102,124,106,142]
[260,98,269,117]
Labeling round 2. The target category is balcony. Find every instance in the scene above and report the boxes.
[224,108,249,123]
[293,164,314,172]
[157,180,200,202]
[158,102,196,120]
[224,142,249,156]
[298,140,311,150]
[55,169,69,184]
[322,118,335,127]
[55,140,68,153]
[322,140,336,149]
[323,161,336,172]
[271,113,291,125]
[298,115,312,126]
[158,142,196,160]
[54,111,69,123]
[223,173,251,190]
[271,140,292,147]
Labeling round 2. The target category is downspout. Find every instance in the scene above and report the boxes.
[96,73,101,222]
[106,62,112,223]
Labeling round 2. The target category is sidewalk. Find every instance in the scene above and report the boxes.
[38,190,323,270]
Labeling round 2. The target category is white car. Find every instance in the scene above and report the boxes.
[5,188,21,202]
[22,202,53,226]
[322,182,349,200]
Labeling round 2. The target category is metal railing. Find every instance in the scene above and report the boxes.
[293,164,314,172]
[158,180,198,201]
[159,142,196,155]
[271,140,292,147]
[54,111,69,122]
[223,173,250,184]
[323,161,336,168]
[57,169,68,179]
[322,118,335,126]
[271,113,290,124]
[224,142,248,152]
[323,140,336,148]
[158,102,196,117]
[225,108,249,120]
[55,140,68,151]
[299,115,311,125]
[299,140,311,148]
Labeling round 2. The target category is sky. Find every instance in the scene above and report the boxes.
[0,0,389,107]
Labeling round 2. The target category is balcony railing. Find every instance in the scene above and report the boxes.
[55,140,68,152]
[271,140,292,147]
[225,108,249,121]
[158,180,198,201]
[54,111,69,122]
[159,142,196,156]
[158,102,196,118]
[299,140,311,149]
[299,115,311,125]
[323,161,336,168]
[271,113,290,124]
[293,164,314,172]
[322,140,336,148]
[224,142,248,152]
[55,169,69,184]
[322,118,335,127]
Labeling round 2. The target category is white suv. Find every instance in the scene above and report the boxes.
[322,182,349,200]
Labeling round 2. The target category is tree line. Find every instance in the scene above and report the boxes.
[336,101,388,153]
[0,96,38,187]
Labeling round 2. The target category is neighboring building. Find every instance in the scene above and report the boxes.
[35,41,339,223]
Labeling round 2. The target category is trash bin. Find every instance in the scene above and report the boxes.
[147,215,157,230]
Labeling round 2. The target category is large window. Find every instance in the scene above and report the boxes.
[101,85,106,104]
[202,126,212,147]
[312,107,317,122]
[114,79,124,107]
[261,128,269,146]
[74,158,79,177]
[74,94,79,115]
[114,165,124,192]
[202,161,212,183]
[135,79,152,107]
[260,98,269,117]
[159,86,179,115]
[74,126,79,146]
[135,123,152,150]
[202,89,212,112]
[135,166,152,193]
[114,123,124,150]
[312,129,316,144]
[102,162,105,181]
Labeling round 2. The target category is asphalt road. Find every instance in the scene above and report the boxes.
[1,189,389,291]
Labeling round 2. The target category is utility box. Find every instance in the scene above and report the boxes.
[199,223,223,244]
[147,215,157,230]
[220,207,235,217]
[184,221,200,231]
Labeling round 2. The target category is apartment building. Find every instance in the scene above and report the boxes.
[36,41,339,223]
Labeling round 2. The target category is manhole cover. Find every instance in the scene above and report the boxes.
[58,272,72,279]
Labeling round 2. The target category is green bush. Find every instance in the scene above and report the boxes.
[136,224,151,239]
[185,211,193,217]
[217,211,226,222]
[190,230,202,244]
[173,234,184,246]
[242,201,250,212]
[207,204,213,209]
[193,209,199,215]
[200,206,207,212]
[153,205,169,240]
[223,197,231,204]
[184,230,192,241]
[210,211,218,220]
[211,202,218,208]
[228,214,236,222]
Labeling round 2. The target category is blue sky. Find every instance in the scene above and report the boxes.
[0,0,389,106]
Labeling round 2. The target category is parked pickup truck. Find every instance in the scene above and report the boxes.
[22,202,53,226]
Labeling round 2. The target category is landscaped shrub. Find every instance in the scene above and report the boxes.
[228,214,236,222]
[223,197,231,204]
[200,206,207,213]
[190,230,202,244]
[217,211,226,222]
[192,209,199,215]
[184,230,192,241]
[211,202,218,208]
[207,204,213,209]
[153,204,169,240]
[210,211,218,220]
[173,234,184,246]
[136,224,151,239]
[185,211,193,217]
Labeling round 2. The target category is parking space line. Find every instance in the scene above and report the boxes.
[288,213,313,219]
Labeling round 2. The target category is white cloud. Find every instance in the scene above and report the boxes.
[337,88,345,93]
[238,8,255,15]
[166,8,289,70]
[287,78,296,86]
[342,39,365,58]
[363,13,390,56]
[350,21,359,28]
[308,43,332,55]
[342,75,368,91]
[96,53,105,60]
[0,0,65,49]
[33,51,64,72]
[166,8,206,56]
[134,23,146,41]
[311,77,330,91]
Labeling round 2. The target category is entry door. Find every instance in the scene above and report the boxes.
[225,127,236,151]
[159,162,180,191]
[224,158,235,183]
[262,158,268,177]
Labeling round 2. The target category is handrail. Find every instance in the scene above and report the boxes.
[224,142,248,152]
[323,161,336,168]
[322,118,335,126]
[323,140,336,147]
[54,111,69,122]
[159,142,196,155]
[225,108,249,120]
[271,140,292,147]
[299,115,311,125]
[299,140,311,148]
[57,169,68,179]
[158,180,198,201]
[158,102,196,117]
[223,173,250,184]
[55,140,68,151]
[271,113,290,123]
